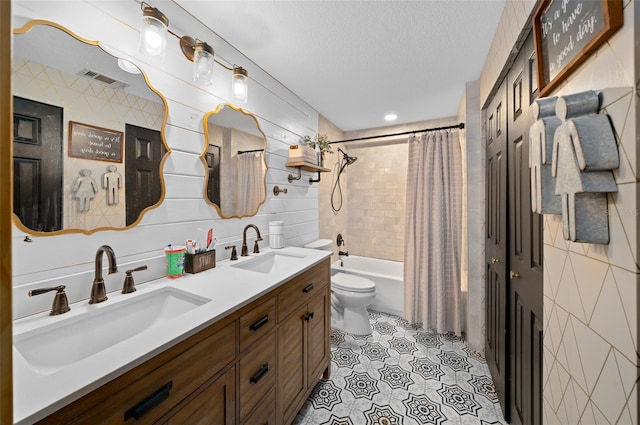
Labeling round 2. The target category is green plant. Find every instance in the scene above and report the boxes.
[302,133,333,154]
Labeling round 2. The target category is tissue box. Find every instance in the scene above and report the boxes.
[288,145,316,163]
[184,250,216,274]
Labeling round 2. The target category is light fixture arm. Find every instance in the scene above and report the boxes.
[175,34,236,72]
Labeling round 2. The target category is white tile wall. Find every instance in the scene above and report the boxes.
[458,80,485,355]
[317,117,458,263]
[317,114,346,261]
[11,1,320,319]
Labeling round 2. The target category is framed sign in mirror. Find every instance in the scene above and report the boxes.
[68,121,123,162]
[533,0,623,97]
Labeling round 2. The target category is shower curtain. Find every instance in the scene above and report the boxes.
[403,130,463,335]
[237,152,265,216]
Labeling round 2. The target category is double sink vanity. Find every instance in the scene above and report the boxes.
[13,247,332,425]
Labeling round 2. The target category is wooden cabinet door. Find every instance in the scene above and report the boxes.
[277,305,307,425]
[164,366,235,425]
[307,290,329,382]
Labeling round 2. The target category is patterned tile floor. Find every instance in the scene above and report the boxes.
[293,310,508,425]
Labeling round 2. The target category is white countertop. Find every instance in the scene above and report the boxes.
[12,246,331,425]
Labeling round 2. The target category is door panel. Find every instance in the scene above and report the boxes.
[205,144,221,206]
[485,79,508,418]
[125,123,165,225]
[13,97,63,231]
[278,306,306,425]
[307,291,328,381]
[507,31,543,425]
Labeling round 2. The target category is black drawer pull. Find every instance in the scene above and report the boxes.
[124,381,172,420]
[303,283,314,293]
[250,364,269,384]
[250,315,269,331]
[304,311,315,322]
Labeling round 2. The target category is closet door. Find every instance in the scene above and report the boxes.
[13,96,63,232]
[485,79,509,418]
[507,31,543,425]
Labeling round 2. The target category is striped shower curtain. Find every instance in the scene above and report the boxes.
[237,151,266,216]
[403,130,463,335]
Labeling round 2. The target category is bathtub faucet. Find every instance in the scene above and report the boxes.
[338,250,349,257]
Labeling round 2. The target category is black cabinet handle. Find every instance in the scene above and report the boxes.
[250,315,269,331]
[303,283,314,293]
[124,381,172,420]
[250,364,269,384]
[304,311,315,322]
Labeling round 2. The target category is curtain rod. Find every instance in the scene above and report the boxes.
[237,148,264,154]
[329,122,464,144]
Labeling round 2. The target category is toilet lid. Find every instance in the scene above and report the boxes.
[332,273,375,292]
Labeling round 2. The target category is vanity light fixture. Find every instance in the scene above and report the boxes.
[180,36,215,85]
[139,2,250,98]
[232,66,249,103]
[139,2,168,59]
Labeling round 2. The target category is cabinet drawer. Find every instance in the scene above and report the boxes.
[241,386,275,425]
[239,297,275,352]
[239,332,276,421]
[165,366,236,425]
[277,260,329,321]
[39,321,236,425]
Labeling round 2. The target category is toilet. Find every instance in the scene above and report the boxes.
[304,239,376,335]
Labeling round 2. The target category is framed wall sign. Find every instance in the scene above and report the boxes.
[68,121,123,162]
[533,0,623,97]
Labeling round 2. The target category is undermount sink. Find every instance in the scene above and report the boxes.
[230,251,306,274]
[14,287,210,375]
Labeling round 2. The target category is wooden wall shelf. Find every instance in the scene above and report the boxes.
[286,160,330,173]
[286,161,330,184]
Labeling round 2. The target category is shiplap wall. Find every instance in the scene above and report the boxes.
[11,0,321,319]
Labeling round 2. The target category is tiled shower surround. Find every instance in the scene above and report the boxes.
[294,310,507,425]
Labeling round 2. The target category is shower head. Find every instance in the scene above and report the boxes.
[338,147,358,166]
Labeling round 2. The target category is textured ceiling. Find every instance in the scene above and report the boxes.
[175,0,506,132]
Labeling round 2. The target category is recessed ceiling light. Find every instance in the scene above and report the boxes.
[384,113,397,122]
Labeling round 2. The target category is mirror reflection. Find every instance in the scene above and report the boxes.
[12,21,168,234]
[203,105,267,218]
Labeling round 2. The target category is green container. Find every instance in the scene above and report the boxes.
[165,246,186,278]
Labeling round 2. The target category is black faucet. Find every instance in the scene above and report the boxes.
[241,224,263,256]
[90,245,118,304]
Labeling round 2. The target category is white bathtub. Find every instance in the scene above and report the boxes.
[331,256,404,317]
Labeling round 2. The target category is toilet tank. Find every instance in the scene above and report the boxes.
[303,239,333,251]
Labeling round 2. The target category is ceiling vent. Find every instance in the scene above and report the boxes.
[77,68,129,89]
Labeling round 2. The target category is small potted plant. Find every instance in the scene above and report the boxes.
[302,133,332,166]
